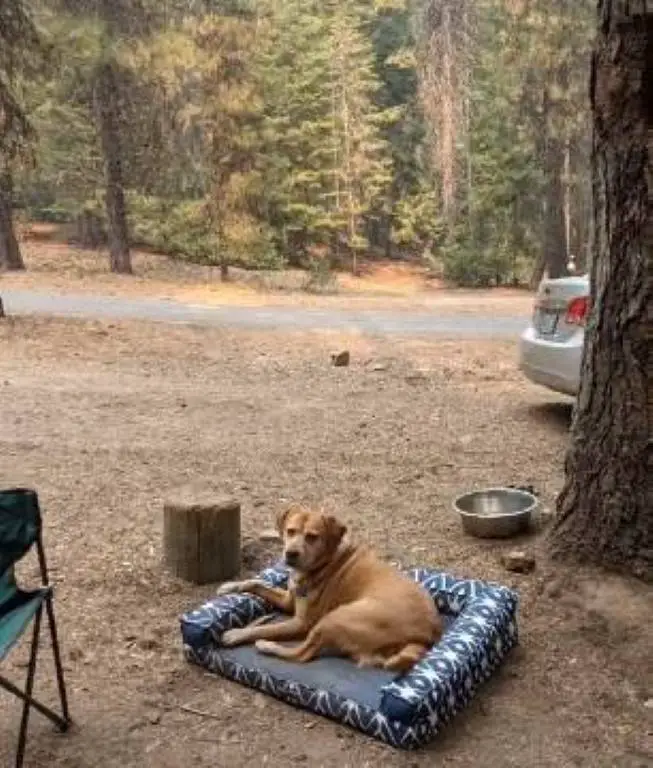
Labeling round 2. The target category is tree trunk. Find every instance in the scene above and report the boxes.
[548,4,653,582]
[529,249,546,289]
[72,209,106,249]
[543,136,568,279]
[95,61,132,275]
[569,138,592,274]
[0,171,25,271]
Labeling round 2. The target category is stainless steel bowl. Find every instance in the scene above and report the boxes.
[453,487,538,538]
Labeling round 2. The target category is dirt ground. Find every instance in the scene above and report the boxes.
[0,315,651,768]
[1,231,534,316]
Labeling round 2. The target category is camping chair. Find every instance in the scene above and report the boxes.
[0,487,71,768]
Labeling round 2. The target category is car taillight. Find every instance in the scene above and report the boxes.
[565,296,590,326]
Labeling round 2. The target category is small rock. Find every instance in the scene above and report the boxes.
[68,647,84,662]
[544,576,564,599]
[253,499,265,508]
[147,711,162,725]
[501,550,536,574]
[258,528,282,543]
[370,362,388,372]
[644,699,653,710]
[331,351,350,367]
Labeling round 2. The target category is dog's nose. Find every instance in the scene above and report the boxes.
[285,551,300,566]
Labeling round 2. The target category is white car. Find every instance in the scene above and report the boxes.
[518,274,589,396]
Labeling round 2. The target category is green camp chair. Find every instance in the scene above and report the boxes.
[0,487,70,768]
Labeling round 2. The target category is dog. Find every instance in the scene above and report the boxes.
[215,504,442,672]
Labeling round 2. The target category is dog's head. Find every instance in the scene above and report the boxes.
[276,504,347,572]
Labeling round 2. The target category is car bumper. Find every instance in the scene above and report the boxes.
[518,326,582,397]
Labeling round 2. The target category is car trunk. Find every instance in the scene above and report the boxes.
[532,275,590,341]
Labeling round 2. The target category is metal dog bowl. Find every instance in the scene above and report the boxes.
[453,487,538,539]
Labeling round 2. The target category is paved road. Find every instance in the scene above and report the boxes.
[1,288,528,338]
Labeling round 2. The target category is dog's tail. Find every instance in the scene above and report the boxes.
[383,643,429,673]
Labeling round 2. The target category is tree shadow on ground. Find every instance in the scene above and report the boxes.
[520,401,574,435]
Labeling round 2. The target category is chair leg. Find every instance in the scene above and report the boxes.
[45,593,70,726]
[0,674,67,728]
[15,605,42,768]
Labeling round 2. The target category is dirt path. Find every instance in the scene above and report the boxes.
[0,316,650,768]
[1,288,528,337]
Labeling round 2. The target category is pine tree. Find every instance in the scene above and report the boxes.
[259,0,392,272]
[193,5,273,279]
[0,0,45,270]
[10,0,598,286]
[328,3,392,272]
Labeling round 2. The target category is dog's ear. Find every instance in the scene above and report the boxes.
[324,515,347,550]
[276,506,290,534]
[276,504,299,534]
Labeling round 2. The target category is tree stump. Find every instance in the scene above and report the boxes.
[163,494,241,584]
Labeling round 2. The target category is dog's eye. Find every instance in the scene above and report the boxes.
[304,533,317,544]
[286,528,297,537]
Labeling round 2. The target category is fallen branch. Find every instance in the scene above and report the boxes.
[179,704,223,721]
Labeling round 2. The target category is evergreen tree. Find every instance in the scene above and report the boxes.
[259,0,392,272]
[0,0,45,270]
[9,0,598,286]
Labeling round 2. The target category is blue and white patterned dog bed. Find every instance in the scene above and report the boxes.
[180,564,518,749]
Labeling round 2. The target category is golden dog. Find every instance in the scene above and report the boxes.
[215,504,442,672]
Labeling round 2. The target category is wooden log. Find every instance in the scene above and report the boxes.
[163,493,241,584]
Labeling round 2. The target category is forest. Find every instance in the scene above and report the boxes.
[1,0,595,287]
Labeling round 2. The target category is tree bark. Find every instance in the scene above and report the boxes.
[0,171,25,270]
[543,135,568,279]
[95,61,132,275]
[548,3,653,582]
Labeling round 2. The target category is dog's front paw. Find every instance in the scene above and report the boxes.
[221,628,251,647]
[216,579,266,597]
[254,639,279,656]
[215,580,248,597]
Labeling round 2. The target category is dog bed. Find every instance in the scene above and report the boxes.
[180,564,518,749]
